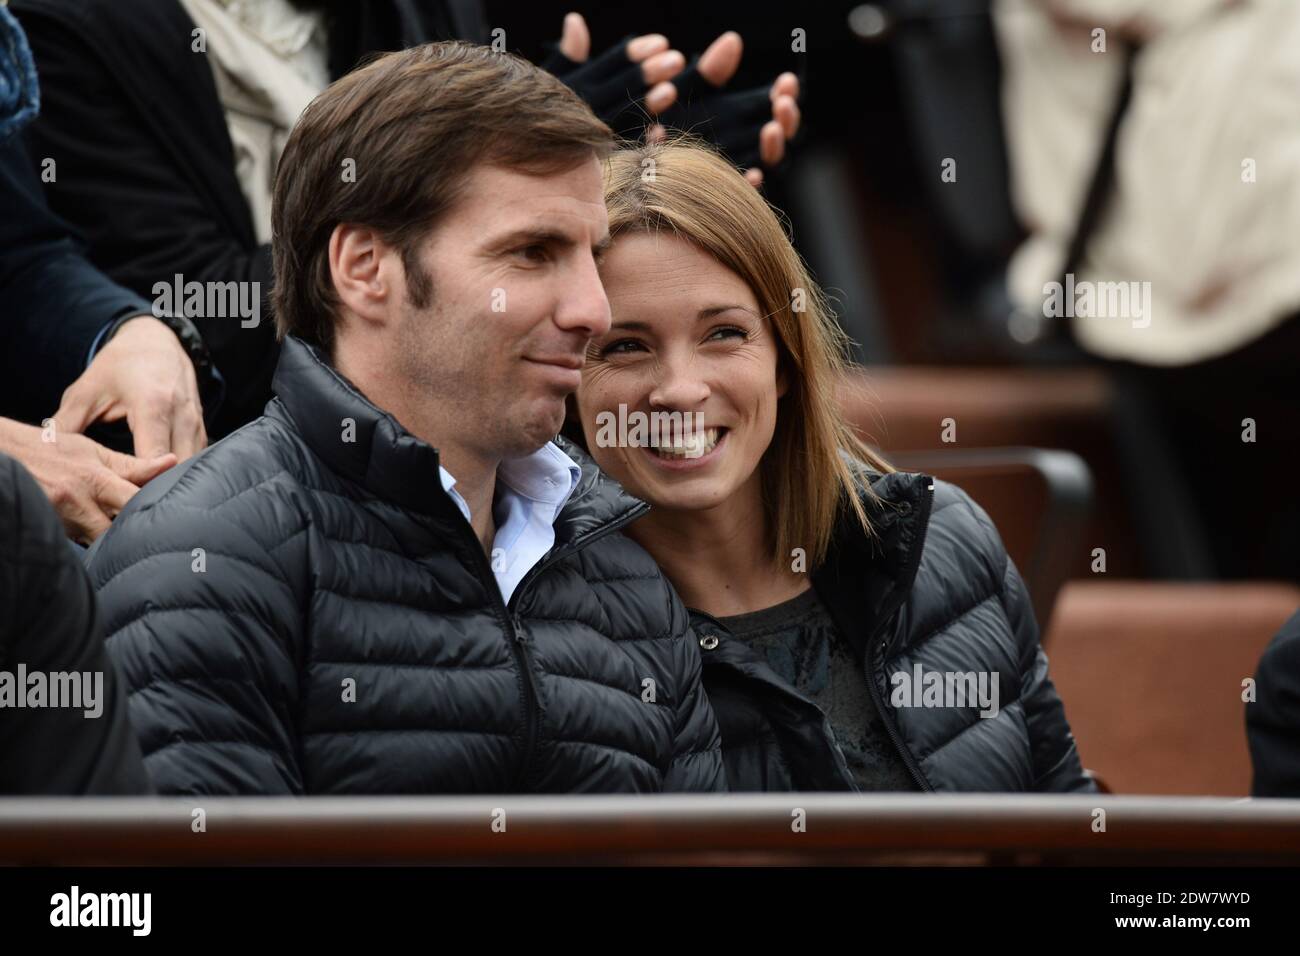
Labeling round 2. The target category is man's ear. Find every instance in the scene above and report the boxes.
[329,223,398,324]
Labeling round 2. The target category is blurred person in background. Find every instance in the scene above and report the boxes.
[994,0,1300,580]
[1,2,211,542]
[568,139,1096,793]
[13,0,800,438]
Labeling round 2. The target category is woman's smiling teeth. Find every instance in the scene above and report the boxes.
[648,427,725,460]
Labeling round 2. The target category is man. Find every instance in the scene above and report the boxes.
[88,41,725,795]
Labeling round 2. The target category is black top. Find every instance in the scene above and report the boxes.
[718,588,917,792]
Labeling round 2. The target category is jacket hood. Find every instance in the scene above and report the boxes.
[269,336,647,543]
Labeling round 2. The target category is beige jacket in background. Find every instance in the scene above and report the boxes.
[180,0,329,245]
[994,0,1300,365]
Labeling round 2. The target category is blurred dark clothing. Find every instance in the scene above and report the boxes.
[1248,609,1300,797]
[12,0,459,438]
[0,111,150,426]
[1105,314,1300,582]
[0,452,151,794]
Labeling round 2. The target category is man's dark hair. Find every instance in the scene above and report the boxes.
[272,41,613,353]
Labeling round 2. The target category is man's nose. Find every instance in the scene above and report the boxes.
[555,256,611,338]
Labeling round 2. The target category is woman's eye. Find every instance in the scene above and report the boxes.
[708,326,748,343]
[600,339,645,358]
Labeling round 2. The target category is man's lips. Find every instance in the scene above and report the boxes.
[525,355,584,370]
[524,355,584,390]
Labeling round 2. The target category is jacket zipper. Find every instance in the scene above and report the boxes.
[509,501,649,608]
[692,608,859,791]
[470,500,650,791]
[451,522,537,791]
[508,611,538,792]
[862,480,936,792]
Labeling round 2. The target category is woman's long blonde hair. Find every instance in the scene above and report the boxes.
[595,135,892,567]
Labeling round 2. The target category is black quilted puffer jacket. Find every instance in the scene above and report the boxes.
[696,471,1098,793]
[86,336,725,795]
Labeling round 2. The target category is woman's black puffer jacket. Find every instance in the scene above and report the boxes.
[696,470,1097,793]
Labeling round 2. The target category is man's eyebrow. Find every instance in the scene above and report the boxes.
[486,227,612,257]
[486,227,573,249]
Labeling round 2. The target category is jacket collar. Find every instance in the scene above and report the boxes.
[268,336,646,543]
[811,469,935,662]
[548,436,649,552]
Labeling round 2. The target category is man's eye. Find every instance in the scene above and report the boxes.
[514,244,549,264]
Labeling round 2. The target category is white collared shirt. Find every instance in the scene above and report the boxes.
[439,442,581,606]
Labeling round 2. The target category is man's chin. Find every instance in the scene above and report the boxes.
[505,400,567,458]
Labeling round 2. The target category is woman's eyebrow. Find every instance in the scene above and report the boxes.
[698,305,758,320]
[607,307,757,333]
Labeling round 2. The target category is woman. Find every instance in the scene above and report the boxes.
[569,138,1096,792]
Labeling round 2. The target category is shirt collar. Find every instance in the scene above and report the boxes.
[439,441,581,519]
[497,440,582,510]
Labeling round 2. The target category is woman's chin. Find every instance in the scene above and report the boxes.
[638,486,730,514]
[624,468,739,514]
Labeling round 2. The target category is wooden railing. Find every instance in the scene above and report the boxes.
[4,794,1300,865]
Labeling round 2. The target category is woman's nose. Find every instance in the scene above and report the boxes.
[648,359,710,409]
